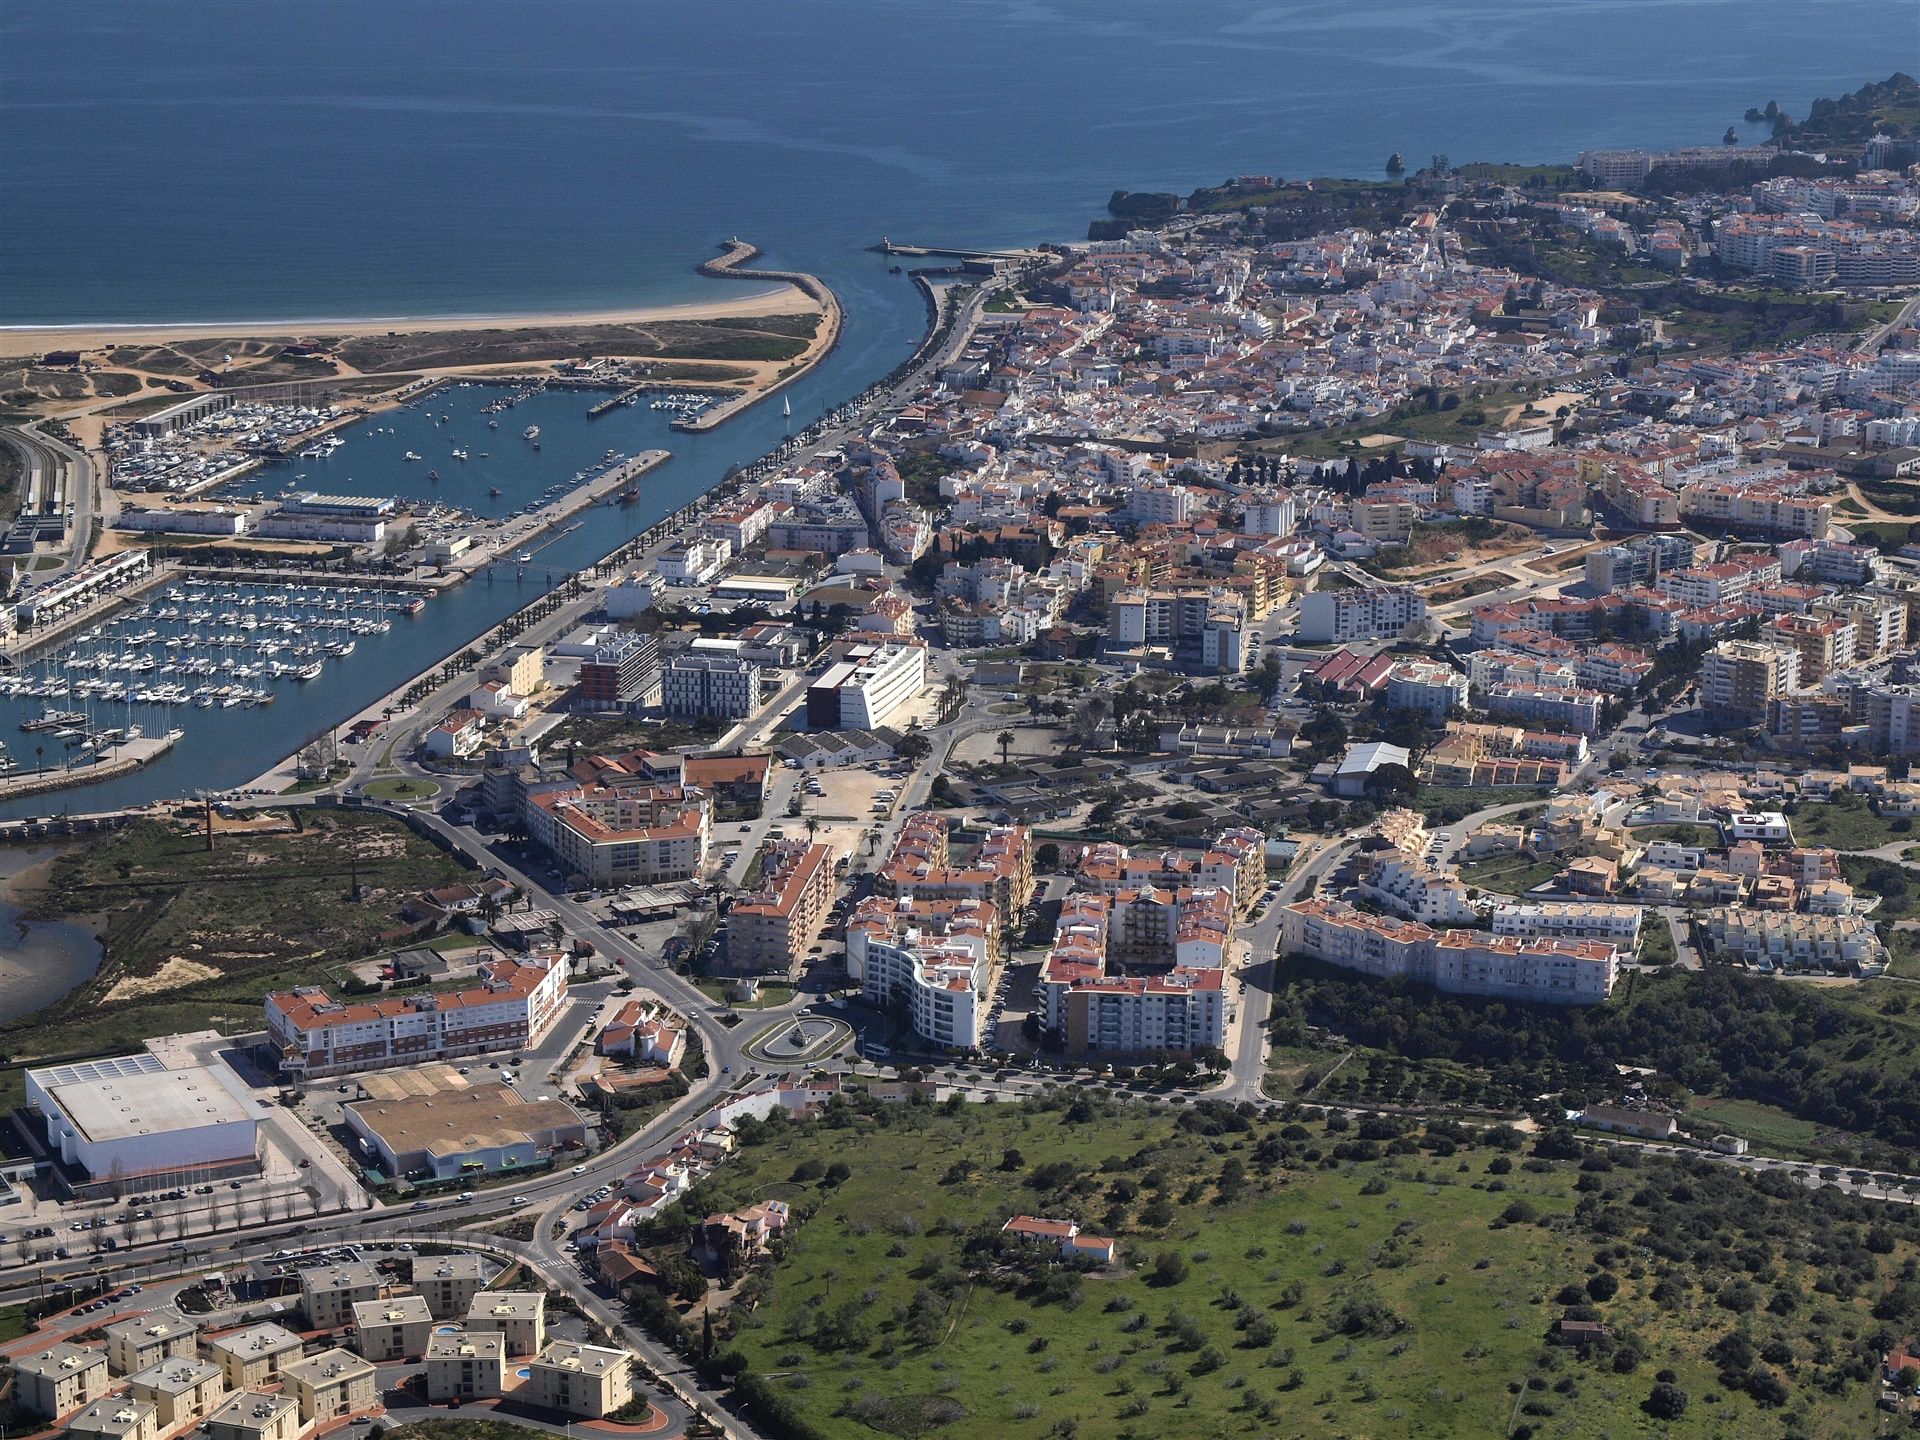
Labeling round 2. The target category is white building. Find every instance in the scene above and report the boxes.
[1383,659,1468,722]
[1297,586,1426,644]
[656,537,731,586]
[805,642,926,730]
[660,652,762,720]
[25,1054,261,1192]
[1490,902,1644,953]
[850,925,988,1051]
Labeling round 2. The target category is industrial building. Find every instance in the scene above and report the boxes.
[24,1053,261,1196]
[344,1065,590,1182]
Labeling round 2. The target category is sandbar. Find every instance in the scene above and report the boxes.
[0,284,813,359]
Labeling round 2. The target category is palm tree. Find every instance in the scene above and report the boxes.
[997,730,1014,768]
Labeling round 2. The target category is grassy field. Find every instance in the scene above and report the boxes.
[0,812,470,1098]
[1458,853,1562,897]
[1786,792,1907,852]
[667,1097,1899,1439]
[363,777,438,802]
[1639,913,1676,967]
[1682,1095,1821,1158]
[1410,787,1550,827]
[1630,823,1719,850]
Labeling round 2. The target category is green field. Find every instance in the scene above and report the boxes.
[1785,792,1907,851]
[1630,823,1719,849]
[363,777,439,802]
[1682,1095,1821,1158]
[1457,853,1562,897]
[648,1096,1900,1438]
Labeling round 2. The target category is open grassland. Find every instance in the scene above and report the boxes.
[640,1095,1904,1438]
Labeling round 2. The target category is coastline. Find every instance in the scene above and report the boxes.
[0,284,811,359]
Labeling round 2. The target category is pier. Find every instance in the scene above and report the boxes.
[3,563,175,665]
[871,238,1043,264]
[674,240,845,432]
[0,729,181,804]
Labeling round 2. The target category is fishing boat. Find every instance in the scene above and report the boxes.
[429,469,440,482]
[488,487,502,497]
[523,424,541,441]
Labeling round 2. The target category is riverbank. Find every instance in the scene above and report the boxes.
[0,844,103,1028]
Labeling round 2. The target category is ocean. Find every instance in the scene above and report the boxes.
[0,0,1906,809]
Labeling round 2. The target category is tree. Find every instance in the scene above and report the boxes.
[1644,1381,1687,1420]
[996,730,1015,768]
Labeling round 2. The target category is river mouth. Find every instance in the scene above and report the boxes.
[0,844,104,1026]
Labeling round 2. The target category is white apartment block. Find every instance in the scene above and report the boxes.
[1384,659,1468,722]
[656,536,732,585]
[660,652,762,720]
[1282,897,1616,1004]
[805,642,926,729]
[1297,586,1426,644]
[851,926,988,1051]
[1491,902,1644,953]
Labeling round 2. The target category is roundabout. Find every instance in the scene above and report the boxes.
[743,1013,853,1067]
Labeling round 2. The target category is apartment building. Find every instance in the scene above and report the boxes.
[65,1398,158,1440]
[298,1263,382,1331]
[1034,892,1228,1056]
[805,642,927,729]
[523,1343,635,1420]
[266,952,569,1080]
[281,1349,377,1425]
[1490,902,1644,953]
[1680,483,1831,540]
[1483,682,1606,735]
[204,1391,301,1440]
[524,782,710,888]
[876,813,1035,918]
[1384,658,1468,722]
[1297,585,1427,643]
[1074,827,1266,916]
[576,633,662,711]
[1657,554,1783,607]
[656,536,731,585]
[660,652,762,720]
[416,1255,491,1321]
[424,1329,508,1403]
[351,1295,432,1362]
[1281,897,1616,1004]
[465,1292,546,1358]
[13,1344,110,1419]
[849,914,990,1051]
[125,1357,227,1429]
[1700,640,1800,726]
[726,841,834,978]
[206,1324,305,1392]
[105,1312,200,1377]
[1764,612,1856,683]
[1107,587,1250,673]
[1357,851,1477,926]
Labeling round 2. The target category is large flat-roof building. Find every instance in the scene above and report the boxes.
[345,1065,590,1182]
[12,1344,110,1419]
[124,1356,226,1430]
[65,1397,158,1440]
[524,781,710,889]
[24,1054,261,1196]
[465,1291,547,1358]
[424,1329,507,1402]
[281,1348,377,1425]
[205,1323,304,1393]
[204,1390,301,1440]
[298,1263,382,1332]
[806,642,926,730]
[416,1254,491,1320]
[350,1295,432,1362]
[106,1311,200,1376]
[523,1342,635,1419]
[265,952,569,1080]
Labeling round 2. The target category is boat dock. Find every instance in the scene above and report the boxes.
[0,729,181,804]
[870,238,1042,264]
[4,564,175,665]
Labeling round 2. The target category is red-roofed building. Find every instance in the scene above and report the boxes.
[727,841,834,978]
[265,951,569,1079]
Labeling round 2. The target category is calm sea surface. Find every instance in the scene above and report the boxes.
[0,0,1905,808]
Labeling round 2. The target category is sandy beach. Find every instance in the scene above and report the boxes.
[0,283,814,359]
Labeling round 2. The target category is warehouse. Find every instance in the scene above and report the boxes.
[24,1054,261,1196]
[344,1065,590,1183]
